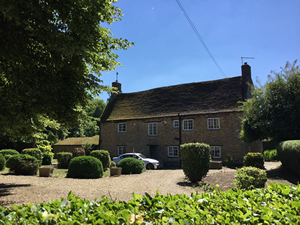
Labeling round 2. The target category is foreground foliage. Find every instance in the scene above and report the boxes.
[0,183,299,224]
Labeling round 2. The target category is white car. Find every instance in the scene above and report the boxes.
[113,153,160,169]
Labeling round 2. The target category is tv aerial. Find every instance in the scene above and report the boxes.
[241,57,255,65]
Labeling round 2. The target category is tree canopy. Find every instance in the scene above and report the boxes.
[240,60,300,143]
[0,0,132,137]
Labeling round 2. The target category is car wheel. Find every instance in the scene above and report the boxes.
[146,163,154,170]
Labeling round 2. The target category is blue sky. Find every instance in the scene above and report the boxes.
[100,0,300,102]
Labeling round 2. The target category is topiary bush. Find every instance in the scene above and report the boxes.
[22,148,42,164]
[243,152,264,169]
[57,152,73,169]
[0,154,6,171]
[180,143,210,183]
[0,149,19,160]
[110,161,117,168]
[90,150,111,171]
[263,149,278,161]
[67,156,103,178]
[73,148,85,158]
[235,166,267,190]
[278,140,300,176]
[42,153,52,165]
[6,154,39,175]
[117,158,144,174]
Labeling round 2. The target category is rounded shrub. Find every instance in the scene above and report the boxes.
[0,154,6,171]
[117,158,144,174]
[235,166,267,190]
[57,152,73,169]
[243,152,264,169]
[72,148,85,158]
[278,140,300,176]
[0,149,19,160]
[90,150,111,171]
[6,154,39,175]
[42,153,52,165]
[180,143,210,183]
[67,156,103,179]
[22,148,42,163]
[263,149,278,161]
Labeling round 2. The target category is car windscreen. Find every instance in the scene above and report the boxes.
[138,154,147,159]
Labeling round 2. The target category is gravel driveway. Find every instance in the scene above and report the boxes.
[0,162,281,207]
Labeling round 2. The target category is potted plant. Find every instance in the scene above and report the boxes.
[110,161,122,176]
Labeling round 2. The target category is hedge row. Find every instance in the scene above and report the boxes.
[278,140,300,176]
[0,183,299,224]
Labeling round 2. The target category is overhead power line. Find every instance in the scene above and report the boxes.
[176,0,227,77]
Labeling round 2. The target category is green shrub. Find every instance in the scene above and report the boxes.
[243,152,264,169]
[235,166,267,190]
[110,161,117,168]
[263,149,278,161]
[180,143,210,183]
[223,155,234,168]
[22,148,42,163]
[72,148,85,158]
[90,150,111,171]
[0,149,19,160]
[67,156,103,178]
[278,140,300,176]
[57,152,72,169]
[42,153,52,165]
[0,154,6,171]
[117,158,144,174]
[6,154,39,175]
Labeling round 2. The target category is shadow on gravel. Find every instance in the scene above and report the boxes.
[0,183,31,197]
[267,166,300,185]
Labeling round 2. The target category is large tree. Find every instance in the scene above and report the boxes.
[240,60,300,143]
[0,0,132,137]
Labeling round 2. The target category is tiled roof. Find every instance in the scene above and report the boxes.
[101,76,244,121]
[54,135,99,146]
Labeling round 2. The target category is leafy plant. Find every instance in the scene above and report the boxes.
[180,143,210,183]
[90,150,111,171]
[72,148,85,158]
[0,149,19,160]
[235,166,267,190]
[243,152,264,169]
[6,154,39,175]
[223,155,234,168]
[22,148,42,164]
[81,141,93,156]
[57,152,72,169]
[67,156,103,179]
[110,161,117,168]
[278,140,300,176]
[0,183,299,224]
[42,153,52,165]
[117,158,144,174]
[263,149,278,161]
[0,154,6,171]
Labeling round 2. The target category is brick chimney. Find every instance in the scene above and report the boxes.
[241,62,253,100]
[112,81,121,93]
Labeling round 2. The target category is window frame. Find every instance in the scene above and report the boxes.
[118,123,127,132]
[168,146,179,157]
[207,118,220,130]
[118,146,126,155]
[210,146,221,158]
[173,120,179,128]
[183,119,194,130]
[148,122,158,136]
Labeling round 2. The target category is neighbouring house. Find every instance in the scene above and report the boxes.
[100,63,262,167]
[53,135,99,157]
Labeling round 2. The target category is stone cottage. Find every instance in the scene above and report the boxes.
[100,63,262,167]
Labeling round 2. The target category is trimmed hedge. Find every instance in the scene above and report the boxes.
[0,183,299,224]
[22,148,42,163]
[180,143,210,183]
[67,156,103,178]
[235,166,267,190]
[57,152,72,169]
[117,158,144,174]
[6,154,39,175]
[90,150,111,171]
[0,149,19,160]
[0,154,6,171]
[278,140,300,176]
[243,152,264,169]
[42,153,52,165]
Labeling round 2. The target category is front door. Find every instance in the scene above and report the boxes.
[149,145,158,160]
